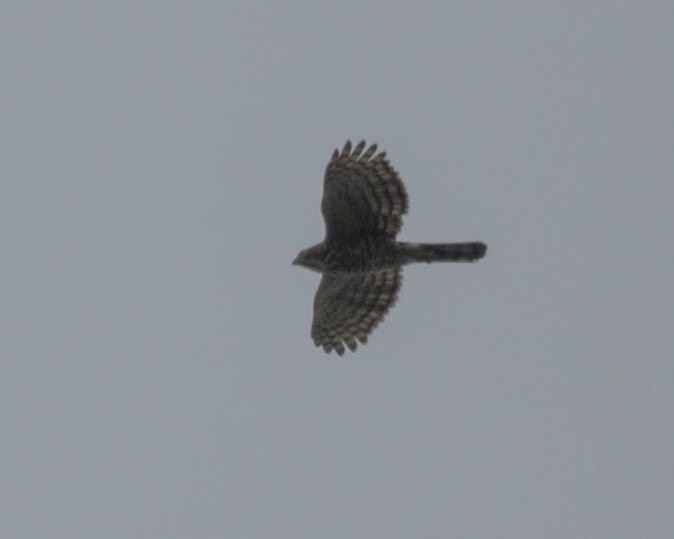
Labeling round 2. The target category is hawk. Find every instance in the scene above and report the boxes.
[293,140,487,355]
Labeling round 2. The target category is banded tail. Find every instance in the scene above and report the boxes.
[400,241,487,264]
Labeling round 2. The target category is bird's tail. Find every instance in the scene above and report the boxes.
[400,241,487,264]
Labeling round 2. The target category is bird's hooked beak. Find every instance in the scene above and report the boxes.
[292,253,301,266]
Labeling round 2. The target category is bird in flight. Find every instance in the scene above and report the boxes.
[294,140,487,355]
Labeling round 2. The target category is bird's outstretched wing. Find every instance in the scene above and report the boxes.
[311,267,402,355]
[322,140,409,243]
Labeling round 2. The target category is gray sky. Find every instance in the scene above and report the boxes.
[2,1,672,538]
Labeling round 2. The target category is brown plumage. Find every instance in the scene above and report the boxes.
[294,140,487,355]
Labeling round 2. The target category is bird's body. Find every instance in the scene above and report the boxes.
[293,140,486,355]
[297,238,486,273]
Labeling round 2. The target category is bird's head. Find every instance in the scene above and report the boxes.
[292,244,327,273]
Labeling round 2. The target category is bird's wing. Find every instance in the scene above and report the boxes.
[311,267,402,355]
[321,140,409,243]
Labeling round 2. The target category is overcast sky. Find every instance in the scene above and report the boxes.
[1,1,672,538]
